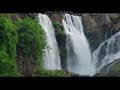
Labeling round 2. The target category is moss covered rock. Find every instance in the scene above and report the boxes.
[100,59,120,77]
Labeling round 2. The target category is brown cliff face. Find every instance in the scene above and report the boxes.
[91,14,111,28]
[18,13,38,19]
[81,14,103,51]
[82,13,100,33]
[47,13,63,23]
[17,45,35,76]
[81,13,120,51]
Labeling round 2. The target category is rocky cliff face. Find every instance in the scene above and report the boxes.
[81,13,120,51]
[47,13,120,52]
[82,14,103,52]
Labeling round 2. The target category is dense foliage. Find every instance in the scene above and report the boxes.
[53,22,64,35]
[16,17,46,75]
[0,15,18,76]
[0,14,69,77]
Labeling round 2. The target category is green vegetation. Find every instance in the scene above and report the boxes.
[0,15,18,76]
[108,60,120,74]
[16,17,46,75]
[53,22,63,28]
[34,68,69,77]
[53,22,64,35]
[110,62,120,71]
[109,16,117,23]
[0,14,69,77]
[100,59,120,76]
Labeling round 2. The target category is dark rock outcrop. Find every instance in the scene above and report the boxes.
[93,73,108,77]
[18,13,38,19]
[81,13,120,52]
[100,59,120,77]
[81,14,103,52]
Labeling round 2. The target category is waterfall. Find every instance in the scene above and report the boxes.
[93,31,120,73]
[38,13,61,70]
[62,14,96,76]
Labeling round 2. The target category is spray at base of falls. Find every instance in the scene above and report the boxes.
[93,31,120,73]
[38,13,61,70]
[62,14,96,76]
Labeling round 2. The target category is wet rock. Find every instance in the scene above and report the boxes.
[99,59,120,77]
[81,14,103,51]
[93,73,108,77]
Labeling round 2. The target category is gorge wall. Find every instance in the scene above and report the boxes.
[1,13,120,77]
[16,13,120,76]
[47,13,120,52]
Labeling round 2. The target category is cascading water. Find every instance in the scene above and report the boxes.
[93,31,120,73]
[38,13,120,76]
[38,13,61,70]
[62,14,96,76]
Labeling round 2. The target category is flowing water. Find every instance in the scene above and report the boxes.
[93,31,120,73]
[38,13,61,70]
[62,14,96,76]
[38,13,120,76]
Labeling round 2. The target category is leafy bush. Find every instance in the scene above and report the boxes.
[34,68,69,77]
[0,15,18,76]
[53,22,63,29]
[16,17,46,73]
